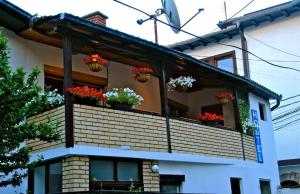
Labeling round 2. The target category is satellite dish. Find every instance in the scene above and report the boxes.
[161,0,181,33]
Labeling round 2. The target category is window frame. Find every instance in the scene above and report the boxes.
[89,157,143,191]
[28,158,62,194]
[202,51,238,74]
[259,179,272,194]
[259,103,267,121]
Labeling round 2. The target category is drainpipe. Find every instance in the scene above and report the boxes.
[271,95,282,111]
[235,22,250,78]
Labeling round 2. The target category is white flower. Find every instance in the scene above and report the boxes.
[168,76,196,89]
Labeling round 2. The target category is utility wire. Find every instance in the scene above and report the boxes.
[273,111,300,125]
[272,107,300,121]
[191,54,300,63]
[271,94,300,105]
[273,106,300,117]
[246,33,300,58]
[276,100,300,110]
[112,0,300,73]
[227,0,255,20]
[274,117,300,131]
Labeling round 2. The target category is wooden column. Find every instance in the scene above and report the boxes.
[159,65,172,153]
[151,60,174,153]
[63,35,74,148]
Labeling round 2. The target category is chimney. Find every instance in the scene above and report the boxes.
[82,11,108,26]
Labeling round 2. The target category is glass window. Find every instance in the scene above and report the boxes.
[34,166,46,194]
[230,178,242,194]
[161,184,180,193]
[217,57,234,73]
[49,162,62,193]
[90,160,114,181]
[259,103,267,121]
[117,161,139,181]
[260,180,271,194]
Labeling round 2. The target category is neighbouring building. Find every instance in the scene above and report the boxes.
[0,0,282,194]
[170,0,300,193]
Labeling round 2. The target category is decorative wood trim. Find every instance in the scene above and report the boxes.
[240,30,250,78]
[44,64,108,86]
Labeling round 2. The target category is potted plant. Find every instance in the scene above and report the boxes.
[104,88,143,110]
[67,86,104,106]
[168,76,196,92]
[238,99,256,135]
[216,91,235,105]
[83,54,108,72]
[198,112,224,126]
[132,67,153,83]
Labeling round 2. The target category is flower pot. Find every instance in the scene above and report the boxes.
[217,97,230,105]
[110,103,133,111]
[202,121,219,126]
[88,62,104,72]
[135,74,151,83]
[175,86,188,92]
[74,96,98,106]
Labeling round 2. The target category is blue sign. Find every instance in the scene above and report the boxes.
[251,109,264,163]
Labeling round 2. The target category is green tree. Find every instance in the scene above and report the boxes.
[0,30,60,187]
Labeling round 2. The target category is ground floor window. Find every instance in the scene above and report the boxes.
[260,180,271,194]
[160,174,185,193]
[29,160,62,194]
[230,177,242,194]
[90,158,142,191]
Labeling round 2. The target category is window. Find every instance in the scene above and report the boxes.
[168,99,188,118]
[202,51,237,74]
[29,161,62,194]
[160,175,185,193]
[90,158,142,191]
[259,103,267,121]
[230,178,242,194]
[44,65,107,95]
[260,180,271,194]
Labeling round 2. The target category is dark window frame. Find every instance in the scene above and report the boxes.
[259,103,267,121]
[28,158,62,194]
[202,51,238,74]
[230,177,242,194]
[259,179,271,194]
[89,157,143,191]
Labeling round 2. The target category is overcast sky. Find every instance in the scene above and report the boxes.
[9,0,288,45]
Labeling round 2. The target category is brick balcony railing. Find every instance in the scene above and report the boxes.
[28,104,257,161]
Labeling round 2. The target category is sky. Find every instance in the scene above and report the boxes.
[9,0,289,45]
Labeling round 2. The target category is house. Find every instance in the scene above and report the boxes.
[170,0,300,193]
[0,0,281,194]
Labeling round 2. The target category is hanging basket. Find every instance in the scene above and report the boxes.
[175,86,188,92]
[88,62,104,72]
[110,103,133,111]
[135,74,151,83]
[217,96,230,105]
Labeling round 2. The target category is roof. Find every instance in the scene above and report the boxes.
[0,1,281,102]
[0,0,32,32]
[170,0,300,51]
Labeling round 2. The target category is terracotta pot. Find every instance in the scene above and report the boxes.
[175,86,188,92]
[88,62,104,72]
[110,103,133,111]
[217,97,230,105]
[135,74,151,83]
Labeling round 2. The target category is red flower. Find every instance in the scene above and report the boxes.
[198,112,224,122]
[216,92,235,101]
[67,86,105,100]
[83,54,108,66]
[132,67,154,75]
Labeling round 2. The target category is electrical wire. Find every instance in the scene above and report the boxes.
[227,0,255,20]
[111,0,300,73]
[274,117,300,131]
[275,100,300,110]
[271,94,300,105]
[272,106,300,121]
[273,111,300,125]
[246,33,300,58]
[191,54,300,63]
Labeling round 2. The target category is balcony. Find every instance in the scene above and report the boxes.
[28,104,257,161]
